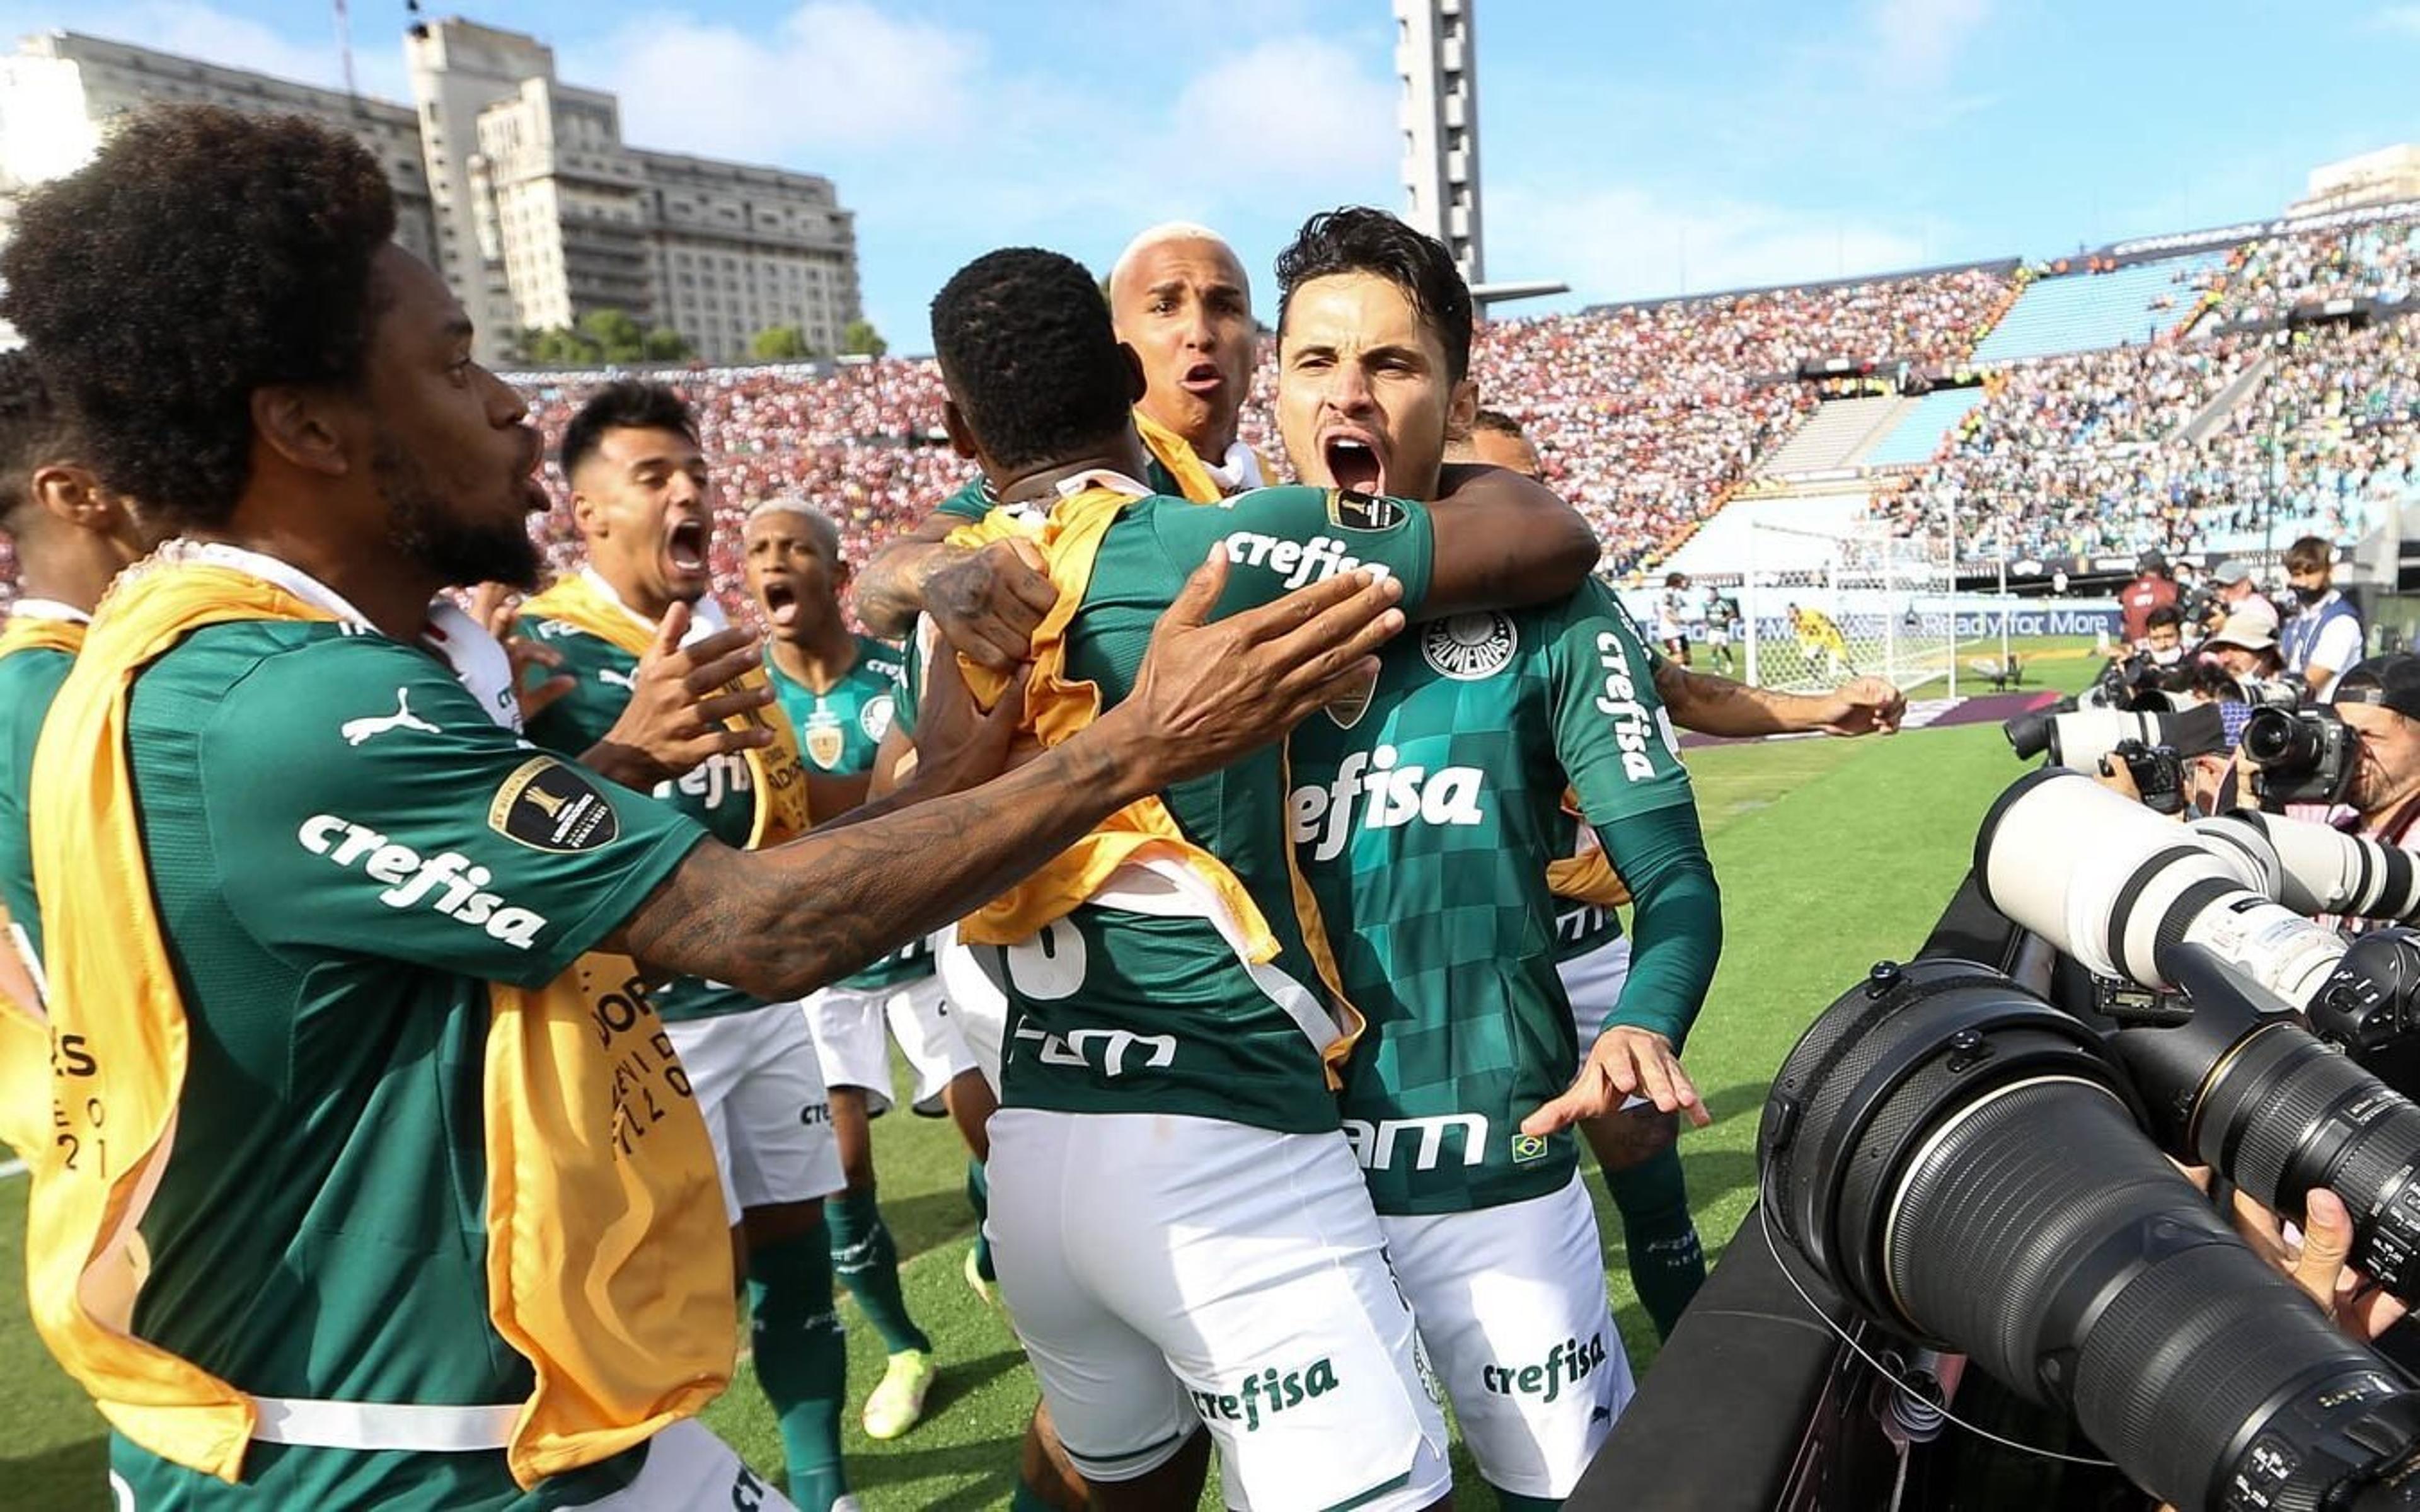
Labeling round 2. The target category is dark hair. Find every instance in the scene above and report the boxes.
[1275,208,1473,382]
[0,351,78,532]
[2145,604,2184,633]
[931,248,1132,472]
[1471,408,1526,438]
[2179,656,2244,703]
[559,379,701,481]
[2283,535,2334,575]
[1,106,395,531]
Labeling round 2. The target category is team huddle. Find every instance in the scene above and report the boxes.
[0,106,1906,1512]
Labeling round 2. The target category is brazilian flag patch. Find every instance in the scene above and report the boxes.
[1511,1132,1550,1164]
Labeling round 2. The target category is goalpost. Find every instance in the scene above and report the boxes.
[1736,520,1971,696]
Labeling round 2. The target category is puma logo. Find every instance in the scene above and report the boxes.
[341,688,442,747]
[599,667,638,691]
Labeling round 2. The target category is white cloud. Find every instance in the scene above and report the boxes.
[568,2,985,163]
[2374,4,2420,37]
[1486,181,1930,304]
[1156,36,1397,190]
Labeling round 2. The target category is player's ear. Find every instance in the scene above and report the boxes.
[942,400,979,462]
[570,486,605,540]
[1117,343,1148,406]
[251,383,352,480]
[1446,375,1480,440]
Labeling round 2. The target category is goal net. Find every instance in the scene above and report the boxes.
[1731,521,1967,696]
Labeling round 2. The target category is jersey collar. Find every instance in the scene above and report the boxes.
[1197,442,1264,495]
[8,598,91,626]
[1054,468,1155,500]
[579,564,730,644]
[156,539,379,629]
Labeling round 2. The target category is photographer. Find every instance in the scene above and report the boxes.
[2276,655,2420,932]
[2119,547,2179,647]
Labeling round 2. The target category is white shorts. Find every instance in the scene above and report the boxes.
[1381,1176,1634,1498]
[1557,934,1652,1115]
[666,1004,845,1225]
[1707,626,1732,646]
[936,924,1008,1095]
[986,1109,1451,1511]
[803,971,977,1114]
[569,1419,797,1509]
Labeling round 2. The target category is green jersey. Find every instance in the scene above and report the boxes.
[1550,638,1687,965]
[962,483,1435,1135]
[766,636,932,991]
[1289,581,1697,1214]
[519,600,763,1023]
[113,618,703,1510]
[0,611,79,979]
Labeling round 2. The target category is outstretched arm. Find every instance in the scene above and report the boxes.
[1652,660,1904,738]
[612,553,1407,998]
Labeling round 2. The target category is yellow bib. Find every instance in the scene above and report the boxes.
[27,563,732,1487]
[0,612,86,1161]
[948,487,1363,1079]
[520,575,812,845]
[1134,408,1274,503]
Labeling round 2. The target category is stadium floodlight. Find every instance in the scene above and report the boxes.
[1472,279,1572,306]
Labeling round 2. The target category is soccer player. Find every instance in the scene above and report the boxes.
[853,222,1268,668]
[1274,207,1722,1508]
[742,495,991,1441]
[0,352,148,1156]
[928,244,1601,1512]
[1656,573,1691,666]
[1440,410,1899,1343]
[8,105,1402,1512]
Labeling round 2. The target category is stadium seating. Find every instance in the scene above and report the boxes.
[1757,396,1906,476]
[1861,389,1986,468]
[1969,253,2225,363]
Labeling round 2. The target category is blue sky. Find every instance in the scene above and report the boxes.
[8,0,2419,350]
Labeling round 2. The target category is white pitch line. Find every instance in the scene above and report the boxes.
[0,1158,25,1181]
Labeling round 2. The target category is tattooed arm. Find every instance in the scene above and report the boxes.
[609,553,1407,998]
[1652,658,1905,738]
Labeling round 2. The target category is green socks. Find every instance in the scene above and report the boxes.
[1608,1141,1707,1339]
[829,1186,933,1356]
[747,1228,849,1511]
[967,1158,996,1283]
[1494,1489,1565,1511]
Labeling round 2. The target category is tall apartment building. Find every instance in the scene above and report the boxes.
[1,18,860,365]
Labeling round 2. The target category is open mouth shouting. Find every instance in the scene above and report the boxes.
[1179,360,1228,398]
[665,513,711,590]
[758,574,800,631]
[1321,428,1388,497]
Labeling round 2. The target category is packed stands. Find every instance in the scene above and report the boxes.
[1968,253,2223,363]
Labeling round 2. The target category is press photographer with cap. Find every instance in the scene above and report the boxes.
[2277,655,2420,933]
[2119,548,2179,648]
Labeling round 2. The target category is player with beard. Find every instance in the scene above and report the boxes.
[855,223,1267,672]
[7,106,1403,1512]
[1274,209,1726,1508]
[929,244,1605,1512]
[511,381,872,1508]
[743,496,991,1443]
[1444,408,1901,1340]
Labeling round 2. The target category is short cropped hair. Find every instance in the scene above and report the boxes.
[931,248,1132,473]
[1470,408,1526,439]
[560,379,700,482]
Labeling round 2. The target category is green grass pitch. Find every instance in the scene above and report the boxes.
[0,641,2107,1509]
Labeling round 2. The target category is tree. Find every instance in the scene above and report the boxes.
[577,307,648,364]
[642,326,694,362]
[841,319,887,358]
[751,324,813,361]
[527,326,602,366]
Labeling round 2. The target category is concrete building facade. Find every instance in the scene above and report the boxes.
[1,18,861,364]
[1394,0,1484,286]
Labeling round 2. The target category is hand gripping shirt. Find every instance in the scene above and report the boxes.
[1289,580,1700,1214]
[519,571,808,1022]
[765,635,933,991]
[951,481,1435,1135]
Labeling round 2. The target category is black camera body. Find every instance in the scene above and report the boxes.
[2108,738,2187,815]
[2244,702,2360,808]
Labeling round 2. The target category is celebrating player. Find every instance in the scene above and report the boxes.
[743,495,992,1441]
[5,106,1406,1512]
[1274,207,1723,1507]
[927,244,1601,1511]
[853,222,1269,667]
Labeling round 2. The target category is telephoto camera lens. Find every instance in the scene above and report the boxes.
[2244,704,2320,769]
[1761,959,2420,1511]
